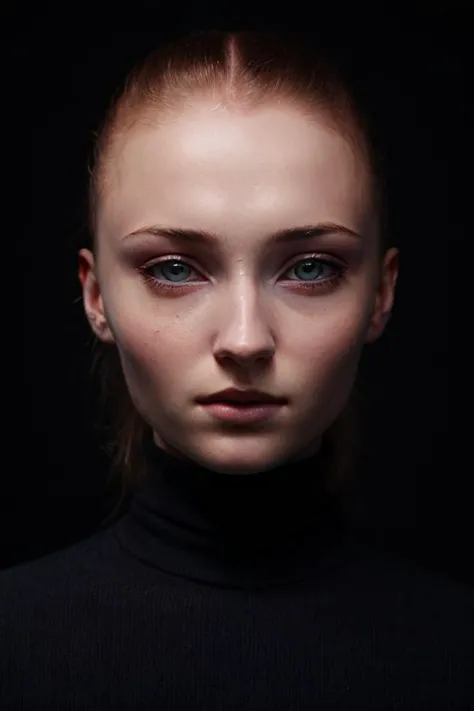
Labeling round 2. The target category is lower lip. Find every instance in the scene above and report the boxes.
[200,401,284,423]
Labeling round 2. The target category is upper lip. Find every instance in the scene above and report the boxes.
[198,388,286,404]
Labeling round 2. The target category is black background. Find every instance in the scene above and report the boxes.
[1,3,470,585]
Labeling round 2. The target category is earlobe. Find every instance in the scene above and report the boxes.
[78,248,116,344]
[365,309,391,344]
[365,247,399,344]
[86,312,116,344]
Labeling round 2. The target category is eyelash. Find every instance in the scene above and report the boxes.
[139,254,347,295]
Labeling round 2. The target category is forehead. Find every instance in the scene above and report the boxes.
[99,103,372,239]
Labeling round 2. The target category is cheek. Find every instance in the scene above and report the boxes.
[109,281,372,397]
[116,323,184,381]
[288,309,368,403]
[114,329,180,425]
[292,301,369,362]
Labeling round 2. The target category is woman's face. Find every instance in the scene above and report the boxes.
[79,101,398,474]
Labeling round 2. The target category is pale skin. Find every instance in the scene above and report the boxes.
[78,100,399,475]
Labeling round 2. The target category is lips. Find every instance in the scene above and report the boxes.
[201,395,283,405]
[218,400,265,406]
[205,399,274,406]
[197,387,287,406]
[200,400,284,424]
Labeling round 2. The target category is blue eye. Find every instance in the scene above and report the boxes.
[153,260,192,282]
[140,255,346,295]
[288,258,331,282]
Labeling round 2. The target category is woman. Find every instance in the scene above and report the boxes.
[1,29,472,710]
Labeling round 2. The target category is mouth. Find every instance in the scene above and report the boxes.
[216,400,274,406]
[199,400,285,424]
[198,393,287,406]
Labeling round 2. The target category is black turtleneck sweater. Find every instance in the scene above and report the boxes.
[1,434,473,710]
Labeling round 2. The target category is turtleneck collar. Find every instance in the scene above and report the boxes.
[112,431,354,589]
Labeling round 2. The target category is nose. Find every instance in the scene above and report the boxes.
[213,287,276,367]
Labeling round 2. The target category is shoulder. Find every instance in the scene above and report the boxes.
[344,537,474,630]
[0,529,109,610]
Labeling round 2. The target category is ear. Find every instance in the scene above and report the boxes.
[78,248,116,344]
[365,247,400,344]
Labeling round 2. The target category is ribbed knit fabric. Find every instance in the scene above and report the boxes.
[1,433,473,710]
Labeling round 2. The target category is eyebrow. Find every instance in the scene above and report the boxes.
[122,222,362,245]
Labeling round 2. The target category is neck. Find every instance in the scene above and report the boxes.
[112,430,353,589]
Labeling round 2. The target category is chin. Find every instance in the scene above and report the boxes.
[191,439,293,476]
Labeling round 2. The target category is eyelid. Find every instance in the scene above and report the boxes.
[139,251,348,296]
[144,252,343,277]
